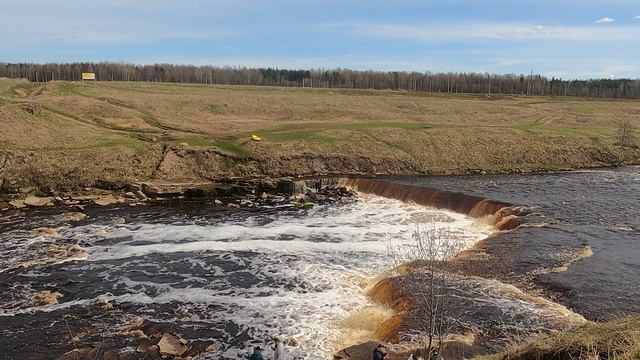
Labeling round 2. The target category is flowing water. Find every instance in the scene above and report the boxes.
[388,166,640,321]
[0,196,491,359]
[1,167,638,359]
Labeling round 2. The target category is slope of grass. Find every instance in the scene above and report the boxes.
[480,317,640,360]
[0,79,639,190]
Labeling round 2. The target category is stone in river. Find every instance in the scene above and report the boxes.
[93,196,121,206]
[9,199,26,209]
[24,195,54,207]
[158,333,188,357]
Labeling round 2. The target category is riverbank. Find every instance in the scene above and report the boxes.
[1,79,639,196]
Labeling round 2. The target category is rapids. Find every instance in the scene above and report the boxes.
[2,166,638,359]
[1,195,491,359]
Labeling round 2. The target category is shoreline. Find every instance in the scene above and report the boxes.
[3,163,639,211]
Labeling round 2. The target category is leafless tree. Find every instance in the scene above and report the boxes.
[616,120,637,149]
[388,223,467,359]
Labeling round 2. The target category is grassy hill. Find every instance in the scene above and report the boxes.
[1,79,638,192]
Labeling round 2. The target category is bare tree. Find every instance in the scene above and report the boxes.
[616,120,637,149]
[388,223,467,359]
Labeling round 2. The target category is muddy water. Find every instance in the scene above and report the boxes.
[1,167,637,359]
[388,166,640,321]
[0,197,491,359]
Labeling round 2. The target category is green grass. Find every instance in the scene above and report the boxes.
[53,82,85,96]
[260,130,338,143]
[182,135,251,157]
[213,140,251,157]
[511,123,616,138]
[92,133,147,150]
[256,121,434,143]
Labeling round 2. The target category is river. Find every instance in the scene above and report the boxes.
[1,166,638,359]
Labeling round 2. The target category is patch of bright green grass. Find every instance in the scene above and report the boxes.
[54,82,84,96]
[182,135,251,157]
[510,123,612,138]
[257,121,433,143]
[92,133,147,150]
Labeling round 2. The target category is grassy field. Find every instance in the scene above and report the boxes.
[0,78,639,191]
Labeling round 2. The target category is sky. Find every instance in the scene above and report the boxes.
[1,0,640,79]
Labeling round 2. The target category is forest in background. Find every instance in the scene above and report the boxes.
[2,61,640,99]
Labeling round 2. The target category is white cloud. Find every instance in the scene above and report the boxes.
[595,17,615,24]
[328,22,640,42]
[634,15,640,20]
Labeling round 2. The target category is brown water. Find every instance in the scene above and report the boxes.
[1,167,638,359]
[383,166,640,321]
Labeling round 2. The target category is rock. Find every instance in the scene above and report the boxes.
[102,350,120,360]
[37,227,59,237]
[60,212,87,222]
[119,317,146,333]
[93,298,114,311]
[206,342,221,352]
[260,192,269,199]
[183,340,220,357]
[93,196,120,206]
[127,183,142,192]
[141,182,220,196]
[137,343,159,353]
[71,195,103,202]
[158,333,188,357]
[24,196,54,207]
[124,192,136,199]
[35,290,62,305]
[293,180,307,194]
[135,190,148,201]
[240,199,253,206]
[214,199,223,205]
[227,203,240,208]
[9,199,26,209]
[60,348,91,360]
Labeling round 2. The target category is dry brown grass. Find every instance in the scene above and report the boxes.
[478,317,640,360]
[1,79,639,190]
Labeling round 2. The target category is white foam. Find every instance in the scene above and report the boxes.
[2,195,493,359]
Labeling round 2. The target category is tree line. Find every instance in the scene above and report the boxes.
[2,62,640,99]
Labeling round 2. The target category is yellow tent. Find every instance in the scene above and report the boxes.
[251,134,262,141]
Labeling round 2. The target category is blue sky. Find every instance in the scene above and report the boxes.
[2,0,640,79]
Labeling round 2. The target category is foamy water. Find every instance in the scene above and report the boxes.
[1,195,493,359]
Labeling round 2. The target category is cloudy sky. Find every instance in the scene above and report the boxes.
[2,0,639,79]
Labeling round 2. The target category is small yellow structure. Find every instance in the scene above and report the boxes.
[251,134,262,141]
